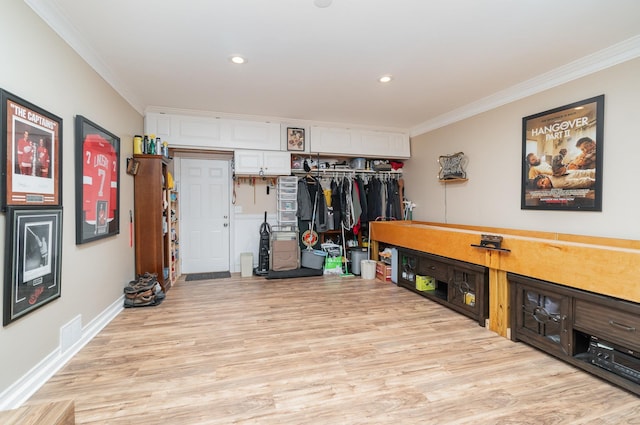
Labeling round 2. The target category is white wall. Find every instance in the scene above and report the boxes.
[0,1,141,405]
[404,57,640,240]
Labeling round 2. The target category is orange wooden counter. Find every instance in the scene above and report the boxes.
[370,221,640,337]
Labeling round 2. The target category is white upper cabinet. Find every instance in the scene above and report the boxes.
[360,130,411,158]
[310,126,410,158]
[145,112,410,158]
[309,126,362,156]
[143,113,172,141]
[144,112,279,150]
[224,119,280,150]
[234,150,291,176]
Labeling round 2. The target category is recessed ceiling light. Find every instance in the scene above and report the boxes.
[379,75,393,83]
[230,55,246,64]
[314,0,333,8]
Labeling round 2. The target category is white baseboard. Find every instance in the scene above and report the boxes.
[0,295,124,410]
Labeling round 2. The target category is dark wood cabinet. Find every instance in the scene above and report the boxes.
[510,275,572,357]
[133,154,172,292]
[397,248,489,326]
[509,273,640,396]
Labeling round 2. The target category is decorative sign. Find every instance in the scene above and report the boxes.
[438,152,467,180]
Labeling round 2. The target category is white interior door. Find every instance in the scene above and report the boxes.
[180,159,230,273]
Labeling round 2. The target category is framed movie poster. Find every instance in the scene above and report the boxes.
[75,115,120,244]
[0,89,62,209]
[3,207,63,325]
[287,127,305,151]
[521,95,604,211]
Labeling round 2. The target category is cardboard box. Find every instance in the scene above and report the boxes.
[376,261,392,281]
[416,275,436,291]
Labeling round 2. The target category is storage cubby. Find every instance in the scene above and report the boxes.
[397,248,489,326]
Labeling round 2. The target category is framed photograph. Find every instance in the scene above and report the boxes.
[75,115,120,244]
[521,95,604,211]
[287,127,305,151]
[0,89,62,209]
[3,207,63,325]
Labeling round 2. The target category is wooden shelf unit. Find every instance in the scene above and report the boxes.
[133,154,173,292]
[169,189,180,282]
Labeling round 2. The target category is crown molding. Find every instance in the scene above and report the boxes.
[410,35,640,138]
[24,0,146,114]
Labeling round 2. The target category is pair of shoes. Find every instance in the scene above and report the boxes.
[128,272,157,284]
[124,273,158,294]
[124,290,155,307]
[125,289,152,300]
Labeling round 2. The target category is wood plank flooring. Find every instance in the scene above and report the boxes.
[29,275,639,424]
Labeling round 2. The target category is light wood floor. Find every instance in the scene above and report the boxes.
[29,275,638,424]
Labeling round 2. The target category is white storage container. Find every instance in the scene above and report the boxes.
[278,199,297,211]
[278,210,297,223]
[240,252,253,277]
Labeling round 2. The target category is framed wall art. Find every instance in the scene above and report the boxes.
[0,89,62,209]
[3,206,63,325]
[521,95,604,211]
[75,115,120,244]
[287,127,305,151]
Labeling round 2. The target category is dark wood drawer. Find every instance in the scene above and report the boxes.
[574,298,640,351]
[418,258,449,282]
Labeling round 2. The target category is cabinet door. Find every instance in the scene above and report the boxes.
[144,112,172,141]
[234,150,263,174]
[397,249,418,289]
[449,267,479,314]
[262,151,291,175]
[360,130,410,158]
[225,119,281,150]
[310,126,362,155]
[512,281,571,356]
[387,132,411,158]
[234,150,291,176]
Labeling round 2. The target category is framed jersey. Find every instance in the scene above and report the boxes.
[74,115,120,244]
[0,89,62,209]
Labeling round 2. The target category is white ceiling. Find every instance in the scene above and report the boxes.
[25,0,640,136]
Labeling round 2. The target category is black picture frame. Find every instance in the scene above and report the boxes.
[521,95,604,211]
[287,127,305,151]
[3,206,63,326]
[75,115,120,244]
[0,89,62,209]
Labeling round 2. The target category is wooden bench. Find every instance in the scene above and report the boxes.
[0,400,74,425]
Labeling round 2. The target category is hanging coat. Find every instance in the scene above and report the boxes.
[331,179,342,230]
[297,179,313,220]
